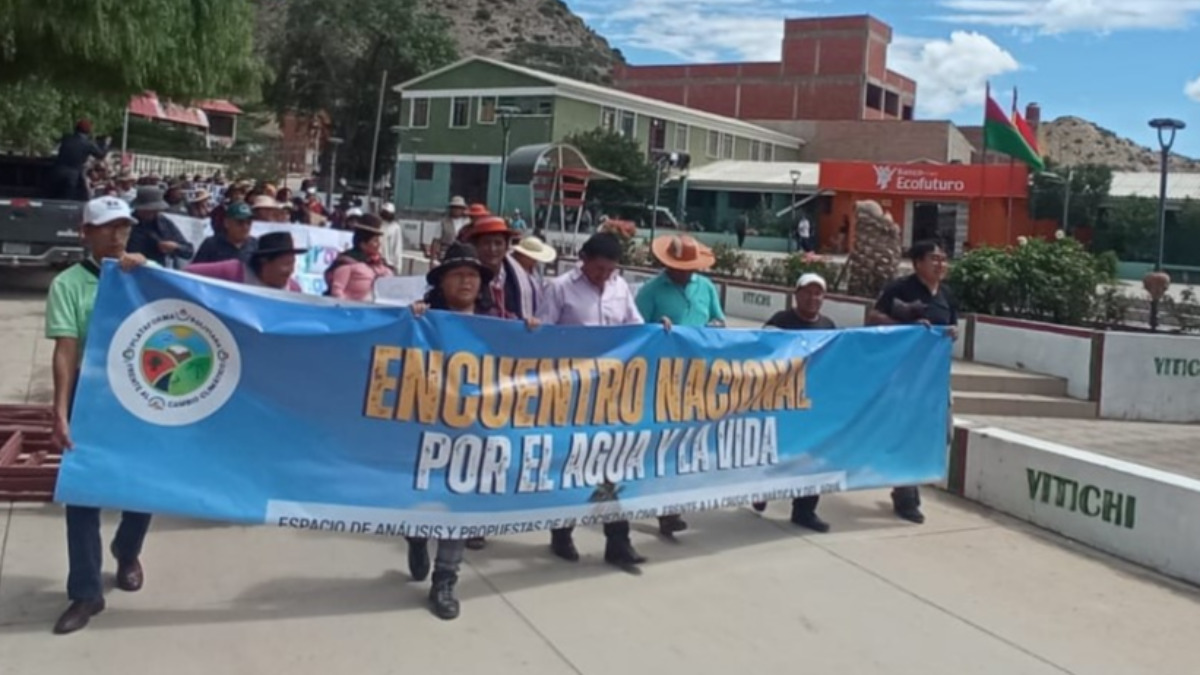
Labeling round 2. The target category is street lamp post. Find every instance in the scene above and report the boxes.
[1062,167,1074,234]
[326,137,344,210]
[389,124,405,207]
[496,106,520,217]
[789,170,801,252]
[1147,118,1186,331]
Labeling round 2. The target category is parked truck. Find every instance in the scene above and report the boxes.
[0,154,86,268]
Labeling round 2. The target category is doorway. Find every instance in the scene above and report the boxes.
[450,163,491,205]
[911,201,963,257]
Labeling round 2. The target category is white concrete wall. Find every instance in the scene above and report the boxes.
[1101,333,1200,423]
[724,285,790,324]
[962,426,1200,586]
[973,320,1093,399]
[823,298,867,328]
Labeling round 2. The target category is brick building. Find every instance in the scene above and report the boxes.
[614,15,916,122]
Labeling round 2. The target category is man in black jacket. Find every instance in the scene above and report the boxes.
[52,120,110,201]
[126,187,195,268]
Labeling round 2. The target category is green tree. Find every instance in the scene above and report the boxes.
[562,128,655,212]
[1029,160,1112,232]
[1094,196,1158,262]
[0,0,260,150]
[263,0,457,184]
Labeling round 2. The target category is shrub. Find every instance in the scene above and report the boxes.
[948,235,1117,326]
[710,242,752,279]
[754,252,839,288]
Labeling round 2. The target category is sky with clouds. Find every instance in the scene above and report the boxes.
[567,0,1200,157]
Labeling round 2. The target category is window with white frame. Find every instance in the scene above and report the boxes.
[410,98,429,128]
[749,140,762,161]
[600,107,617,132]
[450,97,470,128]
[764,144,775,162]
[674,123,690,152]
[478,96,497,124]
[721,134,734,159]
[619,110,637,138]
[706,130,720,157]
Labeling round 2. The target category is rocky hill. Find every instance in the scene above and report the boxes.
[1039,116,1200,172]
[416,0,624,83]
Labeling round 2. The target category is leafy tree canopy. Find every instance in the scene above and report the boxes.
[1029,160,1112,231]
[263,0,457,183]
[563,128,655,211]
[0,0,260,151]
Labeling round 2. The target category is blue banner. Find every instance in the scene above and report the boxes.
[56,264,951,539]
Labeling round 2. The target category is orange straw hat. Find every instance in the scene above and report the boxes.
[467,203,491,218]
[468,216,519,240]
[651,234,715,271]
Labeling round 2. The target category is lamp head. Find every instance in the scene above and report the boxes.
[1149,118,1187,132]
[790,169,801,183]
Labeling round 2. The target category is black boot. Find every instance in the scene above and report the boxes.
[790,496,829,532]
[892,487,925,524]
[428,570,460,621]
[604,535,646,571]
[657,514,688,537]
[550,528,579,562]
[751,501,767,512]
[464,536,486,551]
[406,537,430,581]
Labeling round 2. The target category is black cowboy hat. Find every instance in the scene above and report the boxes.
[251,231,308,258]
[427,242,494,287]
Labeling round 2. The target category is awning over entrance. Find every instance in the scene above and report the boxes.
[504,143,623,184]
[682,160,822,192]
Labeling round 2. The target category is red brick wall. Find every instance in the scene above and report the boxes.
[781,38,820,75]
[866,37,889,80]
[624,85,688,106]
[686,85,740,118]
[815,37,868,76]
[738,84,797,119]
[796,80,864,119]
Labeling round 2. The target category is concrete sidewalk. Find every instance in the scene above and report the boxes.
[3,491,1200,674]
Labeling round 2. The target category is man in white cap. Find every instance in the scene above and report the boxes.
[432,196,470,260]
[750,272,835,533]
[45,197,152,635]
[379,202,404,272]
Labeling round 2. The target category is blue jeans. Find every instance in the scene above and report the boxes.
[65,506,152,601]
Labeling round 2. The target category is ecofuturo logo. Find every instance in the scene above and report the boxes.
[107,300,241,426]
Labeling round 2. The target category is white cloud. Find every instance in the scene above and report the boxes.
[570,0,801,62]
[937,0,1200,34]
[1187,77,1200,103]
[888,32,1021,117]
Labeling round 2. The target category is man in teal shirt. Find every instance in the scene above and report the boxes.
[636,234,726,537]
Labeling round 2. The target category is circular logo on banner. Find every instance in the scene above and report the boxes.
[107,300,241,426]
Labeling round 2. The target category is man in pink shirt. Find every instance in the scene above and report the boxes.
[538,232,647,571]
[185,231,306,292]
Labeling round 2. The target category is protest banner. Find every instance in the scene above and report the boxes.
[167,215,353,295]
[56,264,952,540]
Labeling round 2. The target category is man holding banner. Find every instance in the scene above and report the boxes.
[45,197,153,635]
[539,232,654,570]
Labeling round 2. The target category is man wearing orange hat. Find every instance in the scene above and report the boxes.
[636,234,726,537]
[456,203,492,243]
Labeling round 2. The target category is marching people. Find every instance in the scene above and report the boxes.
[325,215,396,301]
[453,203,492,245]
[379,202,405,272]
[432,196,470,260]
[866,239,959,525]
[46,197,152,635]
[209,182,249,238]
[406,242,541,620]
[186,190,213,219]
[186,231,306,292]
[539,232,658,571]
[126,187,195,269]
[635,234,726,537]
[750,273,837,532]
[251,194,289,223]
[193,201,257,263]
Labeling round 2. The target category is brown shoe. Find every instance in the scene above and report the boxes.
[111,542,144,592]
[53,598,106,635]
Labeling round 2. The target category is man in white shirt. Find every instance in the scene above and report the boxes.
[797,213,812,252]
[379,202,405,272]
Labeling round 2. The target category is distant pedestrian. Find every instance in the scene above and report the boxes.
[511,209,528,230]
[797,213,813,252]
[735,212,749,248]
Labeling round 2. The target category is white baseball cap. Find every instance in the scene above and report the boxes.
[381,202,396,213]
[83,196,135,227]
[346,207,365,217]
[795,273,827,291]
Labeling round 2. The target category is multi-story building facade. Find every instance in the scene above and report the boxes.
[392,56,802,213]
[613,15,917,123]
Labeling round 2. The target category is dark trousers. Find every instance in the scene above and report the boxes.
[736,230,746,248]
[792,495,819,516]
[891,486,921,511]
[66,506,152,601]
[551,521,629,541]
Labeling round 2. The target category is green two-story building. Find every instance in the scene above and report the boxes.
[392,56,804,215]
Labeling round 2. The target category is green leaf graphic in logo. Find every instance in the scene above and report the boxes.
[140,325,215,397]
[169,355,214,396]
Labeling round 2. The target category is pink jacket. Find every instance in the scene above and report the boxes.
[327,258,394,301]
[185,259,301,292]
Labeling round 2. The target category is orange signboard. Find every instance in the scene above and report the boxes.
[819,161,1029,199]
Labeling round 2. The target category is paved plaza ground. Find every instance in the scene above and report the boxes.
[2,267,1200,674]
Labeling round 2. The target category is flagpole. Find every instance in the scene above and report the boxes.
[980,82,989,249]
[1007,87,1018,244]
